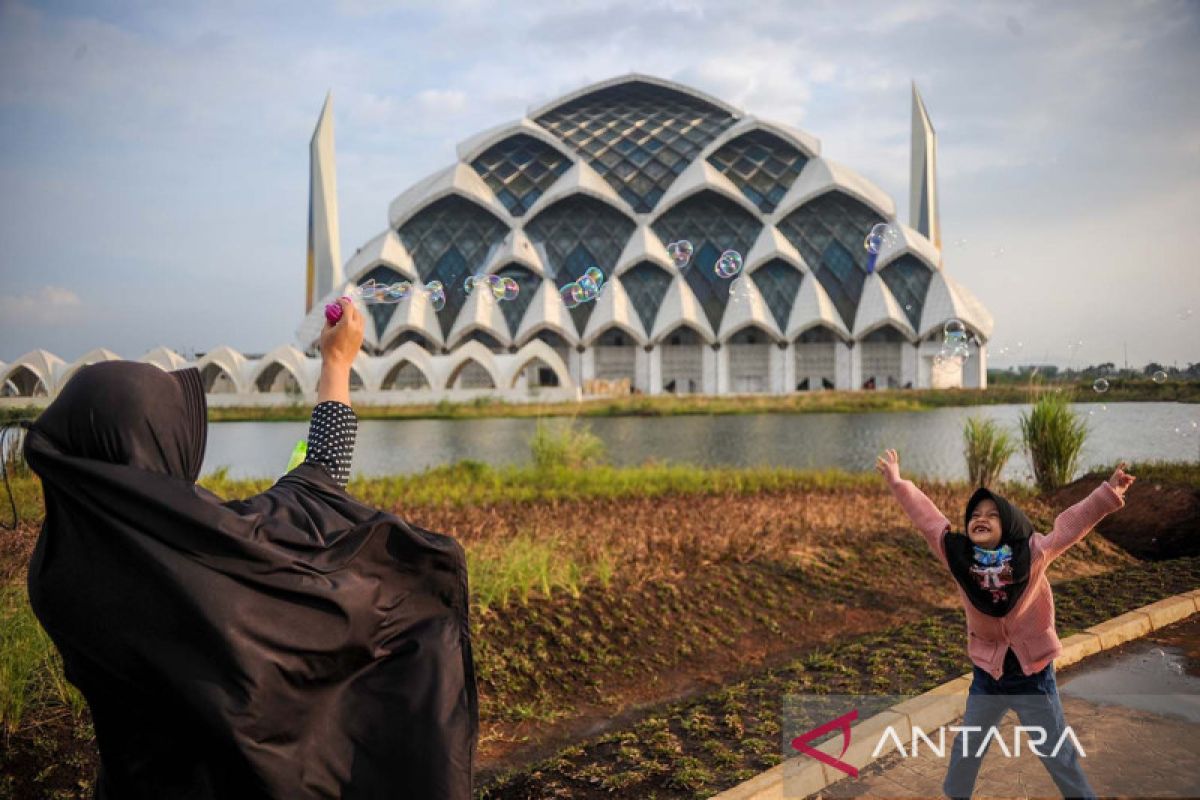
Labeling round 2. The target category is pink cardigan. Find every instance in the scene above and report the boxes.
[888,479,1124,678]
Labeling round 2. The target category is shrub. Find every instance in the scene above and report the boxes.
[962,417,1017,489]
[529,418,606,471]
[1020,392,1088,492]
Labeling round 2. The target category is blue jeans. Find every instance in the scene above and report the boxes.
[944,651,1095,799]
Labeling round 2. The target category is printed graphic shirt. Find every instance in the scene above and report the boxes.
[304,401,357,488]
[970,544,1015,603]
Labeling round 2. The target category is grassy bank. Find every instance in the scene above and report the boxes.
[4,380,1196,425]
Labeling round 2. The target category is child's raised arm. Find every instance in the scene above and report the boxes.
[1037,463,1133,563]
[876,449,951,567]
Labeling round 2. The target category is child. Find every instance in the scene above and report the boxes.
[875,448,1134,800]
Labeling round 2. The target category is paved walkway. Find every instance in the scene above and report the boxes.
[819,620,1200,799]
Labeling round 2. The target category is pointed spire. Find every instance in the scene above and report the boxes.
[910,82,941,251]
[307,91,343,312]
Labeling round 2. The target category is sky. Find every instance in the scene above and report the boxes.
[1,0,1197,370]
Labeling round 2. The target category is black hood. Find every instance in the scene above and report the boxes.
[943,487,1033,617]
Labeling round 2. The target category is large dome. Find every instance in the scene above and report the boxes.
[297,73,993,396]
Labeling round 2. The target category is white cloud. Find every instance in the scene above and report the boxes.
[415,88,468,115]
[0,285,84,325]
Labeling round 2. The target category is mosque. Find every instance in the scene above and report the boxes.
[1,75,991,405]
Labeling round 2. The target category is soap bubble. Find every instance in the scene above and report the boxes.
[1092,378,1109,394]
[585,266,604,286]
[667,240,694,269]
[944,319,966,337]
[714,249,744,279]
[1179,308,1194,321]
[384,283,411,302]
[500,276,520,301]
[463,275,477,294]
[578,274,599,300]
[424,281,445,312]
[1152,370,1168,384]
[863,223,897,255]
[728,277,752,299]
[560,283,581,309]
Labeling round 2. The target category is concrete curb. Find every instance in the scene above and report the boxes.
[711,590,1199,800]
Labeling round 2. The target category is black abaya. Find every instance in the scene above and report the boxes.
[21,361,477,799]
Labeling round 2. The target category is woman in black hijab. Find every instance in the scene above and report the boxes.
[21,298,477,799]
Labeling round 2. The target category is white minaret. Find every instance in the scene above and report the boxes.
[306,91,343,313]
[909,82,941,253]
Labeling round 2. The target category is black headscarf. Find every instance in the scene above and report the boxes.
[22,361,477,799]
[943,487,1033,617]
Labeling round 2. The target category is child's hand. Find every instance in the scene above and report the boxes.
[1107,461,1135,499]
[875,448,902,485]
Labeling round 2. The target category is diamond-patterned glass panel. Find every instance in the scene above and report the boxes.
[494,264,541,337]
[879,254,934,331]
[396,195,510,337]
[525,195,636,335]
[651,191,763,332]
[535,81,737,213]
[619,261,674,334]
[356,265,411,342]
[749,259,804,332]
[776,192,885,330]
[470,134,572,217]
[706,130,808,213]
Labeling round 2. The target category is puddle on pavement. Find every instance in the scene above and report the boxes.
[1060,618,1200,723]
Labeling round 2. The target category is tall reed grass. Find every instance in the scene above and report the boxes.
[962,417,1018,489]
[0,586,85,737]
[1020,392,1089,492]
[529,418,607,470]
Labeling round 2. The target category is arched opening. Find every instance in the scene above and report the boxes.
[381,330,435,355]
[381,361,430,391]
[349,368,366,393]
[861,326,906,390]
[200,363,238,394]
[529,329,572,375]
[593,327,636,386]
[448,359,496,389]
[727,325,773,393]
[254,362,302,394]
[794,326,838,391]
[2,366,48,397]
[455,329,506,354]
[660,325,704,394]
[512,357,561,390]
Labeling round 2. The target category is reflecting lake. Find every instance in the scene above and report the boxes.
[201,402,1200,481]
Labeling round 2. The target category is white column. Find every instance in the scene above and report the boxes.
[703,345,719,394]
[567,348,583,386]
[635,345,650,393]
[648,346,663,395]
[781,342,795,393]
[901,342,919,389]
[964,344,987,388]
[837,341,857,390]
[715,345,730,394]
[580,347,596,384]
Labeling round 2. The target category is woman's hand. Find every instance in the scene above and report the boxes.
[1107,461,1135,500]
[875,448,902,485]
[319,298,364,368]
[317,298,364,406]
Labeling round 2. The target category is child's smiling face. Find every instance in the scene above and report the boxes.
[968,498,1003,548]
